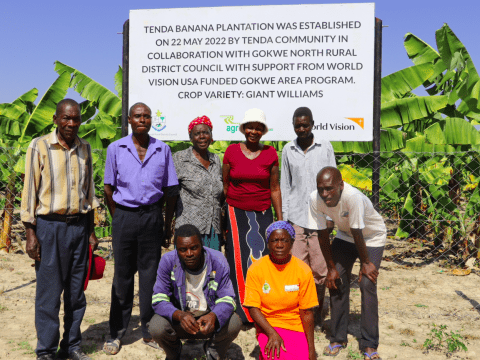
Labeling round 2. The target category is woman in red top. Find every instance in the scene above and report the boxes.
[222,108,282,324]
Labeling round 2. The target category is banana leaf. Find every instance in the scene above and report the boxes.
[436,24,480,114]
[54,61,122,119]
[0,103,29,126]
[338,164,372,192]
[12,88,38,113]
[381,63,437,103]
[404,33,442,66]
[19,71,71,142]
[114,66,123,98]
[403,136,456,153]
[380,95,448,128]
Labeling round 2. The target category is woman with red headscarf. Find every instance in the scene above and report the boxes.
[167,116,224,250]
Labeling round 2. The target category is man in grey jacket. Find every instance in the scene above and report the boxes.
[149,224,242,360]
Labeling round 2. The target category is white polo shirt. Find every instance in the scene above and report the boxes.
[307,182,386,247]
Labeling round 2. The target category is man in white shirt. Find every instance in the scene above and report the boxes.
[280,107,336,327]
[308,167,386,360]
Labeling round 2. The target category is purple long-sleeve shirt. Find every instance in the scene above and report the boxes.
[104,134,178,207]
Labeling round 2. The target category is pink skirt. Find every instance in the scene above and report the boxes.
[257,327,309,360]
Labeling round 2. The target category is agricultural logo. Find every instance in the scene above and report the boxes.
[345,118,364,129]
[262,281,271,294]
[152,110,166,132]
[222,115,240,134]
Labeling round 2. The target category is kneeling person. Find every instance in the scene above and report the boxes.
[149,224,242,360]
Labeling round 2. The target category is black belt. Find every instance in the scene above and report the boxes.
[39,213,86,224]
[116,202,161,212]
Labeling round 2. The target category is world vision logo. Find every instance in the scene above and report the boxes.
[345,118,364,129]
[152,110,166,132]
[314,117,364,131]
[221,115,240,134]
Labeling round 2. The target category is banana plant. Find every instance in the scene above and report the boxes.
[0,73,71,252]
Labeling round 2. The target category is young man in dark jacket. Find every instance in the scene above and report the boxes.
[149,224,242,360]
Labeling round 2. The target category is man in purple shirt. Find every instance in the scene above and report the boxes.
[102,102,178,355]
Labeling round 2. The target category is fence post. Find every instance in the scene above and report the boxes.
[122,19,129,138]
[372,18,382,210]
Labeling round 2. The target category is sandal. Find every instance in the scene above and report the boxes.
[364,351,382,360]
[143,338,161,351]
[103,338,121,355]
[323,342,347,356]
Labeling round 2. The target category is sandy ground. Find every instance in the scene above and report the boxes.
[1,241,479,360]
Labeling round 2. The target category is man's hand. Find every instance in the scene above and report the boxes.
[326,220,335,235]
[197,312,216,335]
[325,268,341,290]
[177,311,200,335]
[264,330,287,359]
[89,232,99,252]
[25,226,41,261]
[359,262,379,284]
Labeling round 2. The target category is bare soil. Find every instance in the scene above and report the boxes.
[1,241,479,360]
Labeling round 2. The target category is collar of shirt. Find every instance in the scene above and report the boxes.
[119,134,163,163]
[48,129,81,151]
[188,146,216,168]
[291,136,323,154]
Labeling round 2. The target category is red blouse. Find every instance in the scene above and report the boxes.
[223,143,278,211]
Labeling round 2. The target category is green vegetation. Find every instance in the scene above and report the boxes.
[346,345,364,359]
[1,23,480,261]
[423,324,468,353]
[12,340,35,355]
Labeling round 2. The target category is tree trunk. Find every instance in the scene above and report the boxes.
[0,173,16,253]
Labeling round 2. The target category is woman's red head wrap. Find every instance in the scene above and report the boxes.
[188,116,213,134]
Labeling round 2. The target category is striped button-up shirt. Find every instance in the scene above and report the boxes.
[21,130,100,224]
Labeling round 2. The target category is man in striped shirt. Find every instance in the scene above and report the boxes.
[21,99,99,360]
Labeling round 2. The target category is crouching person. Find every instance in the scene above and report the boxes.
[149,224,242,360]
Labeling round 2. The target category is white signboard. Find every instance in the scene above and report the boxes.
[129,3,375,141]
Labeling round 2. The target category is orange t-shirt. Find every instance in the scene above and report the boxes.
[243,255,319,333]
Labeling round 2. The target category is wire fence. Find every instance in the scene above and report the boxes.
[1,147,479,272]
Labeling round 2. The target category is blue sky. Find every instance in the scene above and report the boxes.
[1,0,478,104]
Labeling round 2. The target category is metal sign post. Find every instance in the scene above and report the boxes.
[121,19,129,137]
[372,17,382,210]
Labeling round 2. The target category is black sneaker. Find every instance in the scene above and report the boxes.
[37,355,55,360]
[68,349,92,360]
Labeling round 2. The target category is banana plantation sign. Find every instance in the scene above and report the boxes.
[128,3,376,141]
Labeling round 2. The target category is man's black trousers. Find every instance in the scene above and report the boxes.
[109,204,164,340]
[328,238,384,350]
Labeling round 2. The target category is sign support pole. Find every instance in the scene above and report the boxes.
[121,19,130,137]
[372,17,382,210]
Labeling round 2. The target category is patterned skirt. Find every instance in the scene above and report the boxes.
[224,204,273,323]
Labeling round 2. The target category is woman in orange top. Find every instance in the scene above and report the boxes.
[244,221,318,360]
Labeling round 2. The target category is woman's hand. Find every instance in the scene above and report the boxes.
[299,308,316,360]
[248,307,286,359]
[270,165,282,220]
[264,330,287,359]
